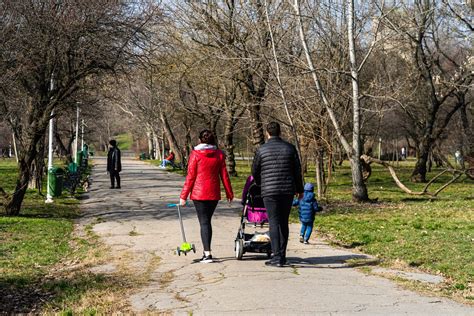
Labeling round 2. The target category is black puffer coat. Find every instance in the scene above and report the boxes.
[107,146,122,172]
[252,137,304,197]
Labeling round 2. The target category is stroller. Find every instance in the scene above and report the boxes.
[234,176,272,260]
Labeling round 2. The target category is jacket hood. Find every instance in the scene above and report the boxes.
[194,143,218,157]
[303,191,315,202]
[304,183,314,192]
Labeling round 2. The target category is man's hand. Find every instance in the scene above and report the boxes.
[179,198,187,206]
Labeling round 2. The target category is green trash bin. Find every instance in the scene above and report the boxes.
[68,162,78,173]
[77,150,84,167]
[48,167,64,197]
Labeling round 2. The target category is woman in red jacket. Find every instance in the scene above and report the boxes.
[179,129,234,263]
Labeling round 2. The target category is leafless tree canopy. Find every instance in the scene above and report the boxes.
[1,0,472,214]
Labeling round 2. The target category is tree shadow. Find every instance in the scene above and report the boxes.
[81,199,242,223]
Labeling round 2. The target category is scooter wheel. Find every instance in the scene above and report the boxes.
[176,247,181,256]
[191,244,196,253]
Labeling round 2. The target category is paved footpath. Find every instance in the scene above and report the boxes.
[80,157,473,315]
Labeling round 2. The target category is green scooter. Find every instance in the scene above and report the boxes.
[168,202,196,256]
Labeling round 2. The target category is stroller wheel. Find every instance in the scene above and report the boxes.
[235,239,244,260]
[176,247,181,256]
[191,244,196,253]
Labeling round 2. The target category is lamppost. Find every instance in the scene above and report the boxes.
[45,75,55,204]
[74,104,80,164]
[45,109,55,204]
[81,118,84,151]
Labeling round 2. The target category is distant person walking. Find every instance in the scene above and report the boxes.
[401,147,406,160]
[455,150,463,166]
[252,122,304,267]
[107,140,122,189]
[180,129,234,263]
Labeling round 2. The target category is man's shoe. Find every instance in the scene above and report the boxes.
[115,186,121,189]
[110,186,115,189]
[200,254,213,263]
[265,259,282,267]
[299,236,304,243]
[303,240,309,244]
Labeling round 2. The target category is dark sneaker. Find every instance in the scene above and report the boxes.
[279,258,290,266]
[299,236,304,243]
[200,254,213,263]
[265,259,281,267]
[110,186,115,189]
[115,186,121,189]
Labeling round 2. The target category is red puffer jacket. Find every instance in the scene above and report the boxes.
[180,148,234,201]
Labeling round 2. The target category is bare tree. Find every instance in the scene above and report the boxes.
[0,0,159,215]
[379,0,473,182]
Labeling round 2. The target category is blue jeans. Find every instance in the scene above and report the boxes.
[161,159,170,167]
[300,221,313,241]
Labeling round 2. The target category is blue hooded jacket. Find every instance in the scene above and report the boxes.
[293,183,319,223]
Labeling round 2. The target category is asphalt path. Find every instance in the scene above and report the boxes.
[80,157,473,315]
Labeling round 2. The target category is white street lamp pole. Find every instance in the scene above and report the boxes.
[45,75,55,204]
[74,105,80,164]
[45,110,54,203]
[81,119,84,151]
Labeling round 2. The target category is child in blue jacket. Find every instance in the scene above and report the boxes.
[293,183,321,244]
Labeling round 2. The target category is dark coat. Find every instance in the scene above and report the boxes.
[293,190,319,223]
[107,146,122,172]
[251,137,304,197]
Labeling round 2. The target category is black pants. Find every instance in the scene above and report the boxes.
[110,170,121,188]
[263,195,293,263]
[193,200,219,252]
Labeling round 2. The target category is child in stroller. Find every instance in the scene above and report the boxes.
[234,175,272,260]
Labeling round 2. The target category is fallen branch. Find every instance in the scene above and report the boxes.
[361,155,465,198]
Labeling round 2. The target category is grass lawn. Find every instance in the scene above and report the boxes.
[228,159,473,301]
[0,158,130,313]
[115,133,133,151]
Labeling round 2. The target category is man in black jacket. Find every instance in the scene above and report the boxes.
[107,139,122,189]
[252,122,304,267]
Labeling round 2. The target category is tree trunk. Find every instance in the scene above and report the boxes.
[146,127,153,159]
[241,66,268,149]
[315,148,325,200]
[223,116,237,176]
[152,131,159,160]
[460,102,473,155]
[411,139,430,182]
[347,0,369,202]
[4,140,37,215]
[28,136,45,193]
[160,110,184,164]
[54,130,73,164]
